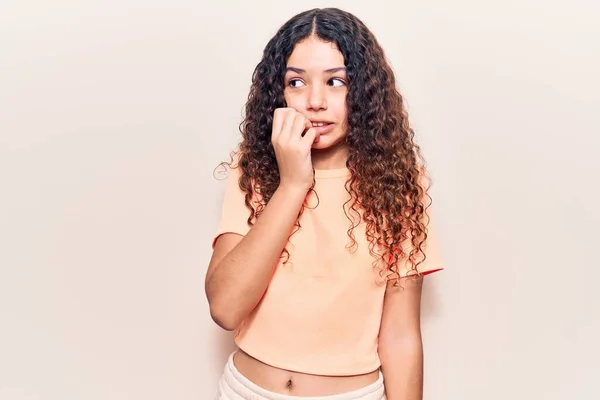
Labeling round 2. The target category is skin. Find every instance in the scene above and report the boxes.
[205,35,424,398]
[282,36,350,170]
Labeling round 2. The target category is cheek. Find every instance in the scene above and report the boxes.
[284,91,301,108]
[331,90,347,113]
[333,99,348,121]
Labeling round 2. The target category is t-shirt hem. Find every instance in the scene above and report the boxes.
[400,266,445,278]
[234,338,381,377]
[420,266,444,276]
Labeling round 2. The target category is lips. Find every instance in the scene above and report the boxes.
[310,120,333,127]
[309,121,335,135]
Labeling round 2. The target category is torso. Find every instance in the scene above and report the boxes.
[233,349,380,396]
[225,169,384,394]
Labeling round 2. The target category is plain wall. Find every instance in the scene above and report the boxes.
[1,0,598,398]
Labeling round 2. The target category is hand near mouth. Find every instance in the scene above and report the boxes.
[271,107,321,192]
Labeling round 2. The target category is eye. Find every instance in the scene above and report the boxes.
[288,79,305,88]
[328,78,346,87]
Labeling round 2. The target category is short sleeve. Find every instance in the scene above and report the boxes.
[397,171,445,278]
[212,164,253,248]
[396,215,445,278]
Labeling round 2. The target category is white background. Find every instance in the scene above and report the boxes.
[1,0,599,398]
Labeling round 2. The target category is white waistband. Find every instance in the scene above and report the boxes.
[215,352,386,400]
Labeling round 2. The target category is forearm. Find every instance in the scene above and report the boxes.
[379,337,424,400]
[206,184,307,329]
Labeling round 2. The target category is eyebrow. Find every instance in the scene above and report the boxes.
[286,67,346,74]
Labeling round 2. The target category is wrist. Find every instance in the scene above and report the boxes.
[276,183,310,202]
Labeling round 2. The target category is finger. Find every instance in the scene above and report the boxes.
[289,113,308,143]
[301,127,320,146]
[271,108,285,142]
[278,110,297,143]
[304,118,312,132]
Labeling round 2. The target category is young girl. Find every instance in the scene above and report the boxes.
[205,7,444,400]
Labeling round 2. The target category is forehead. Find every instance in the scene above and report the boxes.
[286,36,345,70]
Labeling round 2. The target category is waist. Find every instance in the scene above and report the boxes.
[233,349,381,396]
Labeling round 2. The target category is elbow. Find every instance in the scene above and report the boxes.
[208,302,241,331]
[205,276,240,331]
[205,274,247,331]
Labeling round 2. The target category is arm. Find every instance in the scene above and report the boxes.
[205,108,319,331]
[379,170,445,398]
[378,276,425,400]
[205,185,306,330]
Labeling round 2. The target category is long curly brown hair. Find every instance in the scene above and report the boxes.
[219,8,434,281]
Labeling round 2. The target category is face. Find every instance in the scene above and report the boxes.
[283,36,348,151]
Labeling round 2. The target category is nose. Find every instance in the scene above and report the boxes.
[307,84,327,111]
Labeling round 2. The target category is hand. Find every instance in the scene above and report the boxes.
[271,108,320,192]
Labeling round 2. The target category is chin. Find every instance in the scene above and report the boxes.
[311,141,329,150]
[311,136,345,151]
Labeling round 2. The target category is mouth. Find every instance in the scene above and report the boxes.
[310,121,333,127]
[308,120,336,137]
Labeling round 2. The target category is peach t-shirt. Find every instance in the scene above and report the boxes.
[213,164,444,376]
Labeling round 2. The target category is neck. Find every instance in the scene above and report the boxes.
[311,143,349,170]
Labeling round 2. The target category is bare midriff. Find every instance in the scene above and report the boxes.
[233,349,380,396]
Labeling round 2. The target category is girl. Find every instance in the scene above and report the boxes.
[205,7,444,400]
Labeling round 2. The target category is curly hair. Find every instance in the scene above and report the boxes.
[218,7,433,282]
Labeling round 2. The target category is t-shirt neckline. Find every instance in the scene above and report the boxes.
[314,167,350,179]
